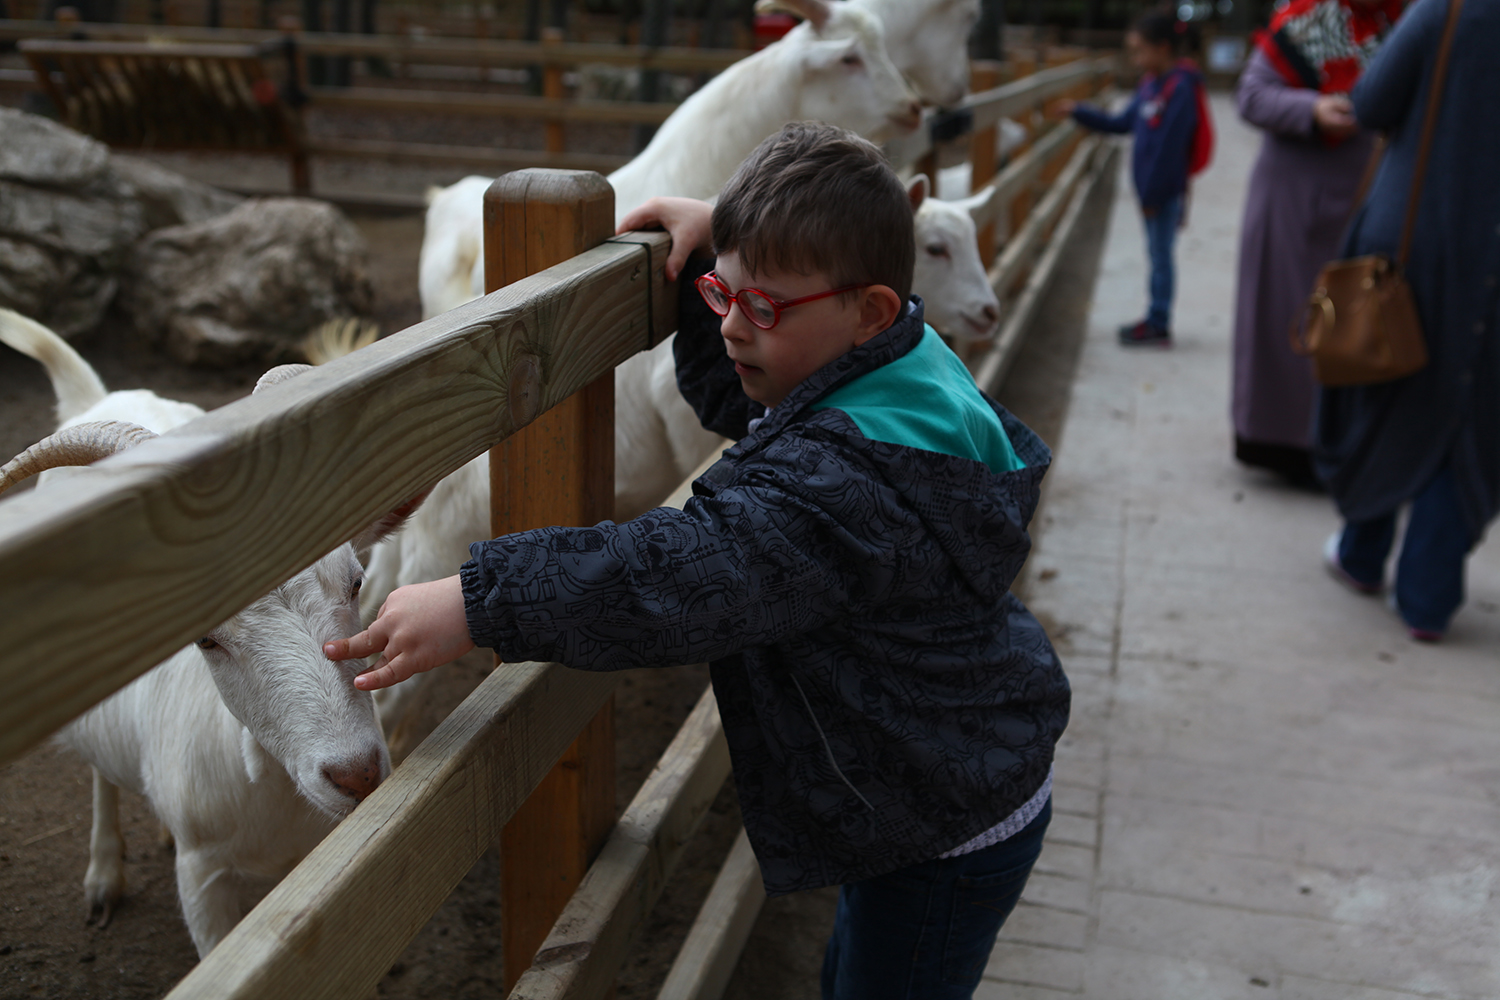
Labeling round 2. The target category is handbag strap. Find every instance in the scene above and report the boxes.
[1398,0,1464,267]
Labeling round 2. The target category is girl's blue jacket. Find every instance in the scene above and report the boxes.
[1073,64,1204,209]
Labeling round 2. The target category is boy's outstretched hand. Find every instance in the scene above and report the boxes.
[617,196,713,282]
[324,575,475,691]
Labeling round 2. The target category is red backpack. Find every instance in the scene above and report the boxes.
[1157,61,1215,176]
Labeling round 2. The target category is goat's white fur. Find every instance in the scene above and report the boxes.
[0,309,398,957]
[852,0,980,108]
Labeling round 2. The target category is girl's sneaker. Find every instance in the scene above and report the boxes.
[1322,532,1382,595]
[1118,320,1172,348]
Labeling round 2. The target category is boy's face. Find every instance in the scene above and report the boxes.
[713,253,897,410]
[1126,31,1171,74]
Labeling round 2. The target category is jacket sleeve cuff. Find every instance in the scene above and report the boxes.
[461,549,516,656]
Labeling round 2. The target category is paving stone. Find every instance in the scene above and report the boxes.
[1050,783,1100,819]
[983,95,1500,999]
[1081,944,1282,1000]
[985,941,1086,991]
[999,901,1090,951]
[1044,810,1097,849]
[973,981,1080,1000]
[1033,841,1095,881]
[1020,872,1091,914]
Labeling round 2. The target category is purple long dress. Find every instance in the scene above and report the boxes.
[1232,49,1375,452]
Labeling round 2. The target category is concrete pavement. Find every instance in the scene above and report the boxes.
[977,95,1500,1000]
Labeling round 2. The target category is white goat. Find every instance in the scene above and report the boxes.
[853,0,980,108]
[0,309,414,957]
[417,0,921,319]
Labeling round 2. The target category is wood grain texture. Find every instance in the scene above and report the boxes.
[655,827,765,1000]
[160,657,619,1000]
[0,225,673,768]
[969,62,1004,268]
[509,684,732,1000]
[482,170,624,994]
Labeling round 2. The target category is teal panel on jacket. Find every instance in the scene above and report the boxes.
[811,326,1025,474]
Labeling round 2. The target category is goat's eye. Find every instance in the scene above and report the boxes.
[841,53,862,66]
[196,637,219,650]
[351,578,363,598]
[926,244,950,258]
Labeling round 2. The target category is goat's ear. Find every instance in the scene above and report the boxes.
[956,184,995,220]
[350,490,431,553]
[754,0,831,31]
[907,174,930,213]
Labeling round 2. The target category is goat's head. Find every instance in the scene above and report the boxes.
[852,0,979,109]
[0,367,428,818]
[909,176,1001,342]
[758,0,922,137]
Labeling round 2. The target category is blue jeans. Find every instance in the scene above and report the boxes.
[1142,195,1183,330]
[820,799,1050,1000]
[1338,464,1473,633]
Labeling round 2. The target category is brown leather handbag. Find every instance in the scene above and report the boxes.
[1290,0,1463,387]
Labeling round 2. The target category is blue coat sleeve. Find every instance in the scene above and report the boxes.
[673,253,764,440]
[458,464,882,670]
[1137,73,1201,209]
[1071,93,1139,134]
[1352,0,1443,132]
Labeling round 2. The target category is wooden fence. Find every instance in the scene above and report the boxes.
[0,52,1122,1000]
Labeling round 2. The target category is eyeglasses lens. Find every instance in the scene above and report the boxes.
[741,289,778,329]
[696,276,730,316]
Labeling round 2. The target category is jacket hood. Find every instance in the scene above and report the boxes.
[710,297,1051,605]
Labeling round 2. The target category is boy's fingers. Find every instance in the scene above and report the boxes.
[354,652,408,691]
[665,243,691,282]
[326,629,381,661]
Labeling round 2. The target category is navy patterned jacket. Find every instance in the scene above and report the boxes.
[461,259,1070,895]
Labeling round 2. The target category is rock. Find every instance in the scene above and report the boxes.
[109,155,243,230]
[0,107,110,188]
[121,198,376,366]
[0,109,242,338]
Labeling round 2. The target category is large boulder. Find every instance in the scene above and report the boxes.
[121,198,376,366]
[0,108,243,337]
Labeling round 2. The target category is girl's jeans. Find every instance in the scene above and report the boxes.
[820,798,1050,1000]
[1338,463,1473,633]
[1143,195,1183,330]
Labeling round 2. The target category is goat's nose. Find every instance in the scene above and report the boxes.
[903,100,923,125]
[324,751,383,802]
[981,304,999,324]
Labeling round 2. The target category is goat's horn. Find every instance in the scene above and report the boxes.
[0,420,157,497]
[254,363,314,394]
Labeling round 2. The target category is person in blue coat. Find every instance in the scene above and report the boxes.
[1057,7,1211,348]
[1316,0,1500,641]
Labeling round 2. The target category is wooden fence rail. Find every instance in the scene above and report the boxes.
[0,19,747,72]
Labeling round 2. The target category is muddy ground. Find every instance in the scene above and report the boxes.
[0,123,1115,998]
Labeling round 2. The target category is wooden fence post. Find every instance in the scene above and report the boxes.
[968,60,1003,268]
[541,26,565,155]
[483,169,619,994]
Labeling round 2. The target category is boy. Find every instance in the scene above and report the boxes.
[325,122,1069,1000]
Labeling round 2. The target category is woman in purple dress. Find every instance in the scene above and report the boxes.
[1231,0,1405,487]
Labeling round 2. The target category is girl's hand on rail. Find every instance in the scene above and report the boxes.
[617,196,713,282]
[324,575,475,691]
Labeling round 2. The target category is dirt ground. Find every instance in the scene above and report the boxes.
[0,137,1115,998]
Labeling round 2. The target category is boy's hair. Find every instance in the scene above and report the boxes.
[712,121,915,304]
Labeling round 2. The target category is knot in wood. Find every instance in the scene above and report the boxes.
[508,353,544,427]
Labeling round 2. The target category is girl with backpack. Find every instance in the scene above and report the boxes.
[1056,7,1214,348]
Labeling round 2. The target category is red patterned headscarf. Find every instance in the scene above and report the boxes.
[1256,0,1407,93]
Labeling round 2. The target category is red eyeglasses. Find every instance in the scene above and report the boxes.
[695,271,871,330]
